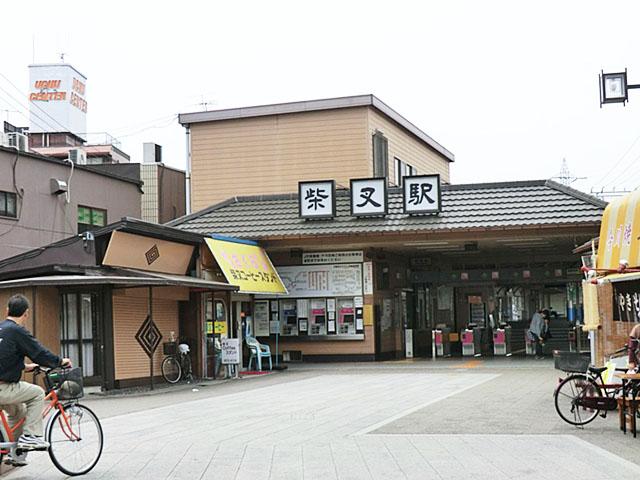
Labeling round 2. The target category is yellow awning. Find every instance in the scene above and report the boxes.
[599,271,640,283]
[597,190,640,270]
[205,238,287,295]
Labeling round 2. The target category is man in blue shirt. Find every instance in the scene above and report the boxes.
[0,294,71,458]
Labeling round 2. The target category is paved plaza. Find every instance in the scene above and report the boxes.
[1,359,639,479]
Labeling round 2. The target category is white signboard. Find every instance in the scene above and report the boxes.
[277,264,363,297]
[254,301,270,337]
[403,174,441,215]
[350,178,387,216]
[28,64,87,137]
[221,338,240,364]
[303,251,363,264]
[363,262,373,295]
[299,180,335,219]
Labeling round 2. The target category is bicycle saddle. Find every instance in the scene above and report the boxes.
[588,366,608,374]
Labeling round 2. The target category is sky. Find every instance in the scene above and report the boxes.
[3,0,640,197]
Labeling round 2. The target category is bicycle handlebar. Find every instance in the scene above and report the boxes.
[606,344,629,357]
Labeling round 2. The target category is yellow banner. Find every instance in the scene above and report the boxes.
[205,238,287,294]
[582,281,599,332]
[597,190,640,270]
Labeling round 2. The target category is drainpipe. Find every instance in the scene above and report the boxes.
[185,125,192,215]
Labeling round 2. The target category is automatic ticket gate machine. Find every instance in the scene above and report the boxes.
[432,326,451,358]
[493,325,512,356]
[462,324,486,357]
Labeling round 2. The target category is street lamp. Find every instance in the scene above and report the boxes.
[599,69,640,106]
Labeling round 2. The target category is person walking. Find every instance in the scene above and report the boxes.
[528,309,546,359]
[627,323,640,372]
[0,294,72,465]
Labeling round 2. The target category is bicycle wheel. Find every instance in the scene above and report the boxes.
[47,403,103,476]
[554,374,602,426]
[162,355,182,384]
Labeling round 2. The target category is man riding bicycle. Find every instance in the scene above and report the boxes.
[0,294,72,465]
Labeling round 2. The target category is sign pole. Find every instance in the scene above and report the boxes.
[149,287,154,391]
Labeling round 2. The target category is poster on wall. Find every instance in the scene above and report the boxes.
[363,262,373,295]
[254,301,270,336]
[437,286,453,310]
[382,298,393,330]
[276,264,363,297]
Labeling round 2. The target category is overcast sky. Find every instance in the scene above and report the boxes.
[3,1,640,196]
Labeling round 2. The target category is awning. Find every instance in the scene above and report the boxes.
[0,272,238,291]
[599,271,640,283]
[597,190,640,270]
[205,237,287,295]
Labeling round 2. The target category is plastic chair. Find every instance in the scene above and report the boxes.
[246,336,272,371]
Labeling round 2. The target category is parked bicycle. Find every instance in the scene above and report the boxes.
[553,347,630,426]
[161,342,193,384]
[0,366,103,476]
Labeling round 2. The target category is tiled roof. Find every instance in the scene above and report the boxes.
[169,180,606,240]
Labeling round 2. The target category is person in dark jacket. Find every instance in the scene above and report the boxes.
[0,294,71,457]
[627,324,640,371]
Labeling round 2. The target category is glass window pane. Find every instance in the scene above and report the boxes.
[77,207,90,224]
[91,209,106,226]
[80,294,93,340]
[0,192,6,216]
[63,294,79,340]
[82,343,94,377]
[215,300,225,322]
[66,343,80,369]
[6,193,16,217]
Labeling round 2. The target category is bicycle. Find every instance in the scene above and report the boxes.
[0,366,103,476]
[161,342,193,384]
[553,347,630,426]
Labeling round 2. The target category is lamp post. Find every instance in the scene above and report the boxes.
[600,69,640,106]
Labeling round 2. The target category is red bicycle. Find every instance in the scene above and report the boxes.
[0,366,103,476]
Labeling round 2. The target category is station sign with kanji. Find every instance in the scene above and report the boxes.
[299,180,336,219]
[402,174,441,215]
[350,177,387,217]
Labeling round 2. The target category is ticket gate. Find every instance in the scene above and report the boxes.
[493,326,512,356]
[432,328,451,357]
[462,327,485,357]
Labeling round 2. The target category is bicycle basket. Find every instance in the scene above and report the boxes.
[163,342,178,355]
[553,351,590,373]
[46,367,84,400]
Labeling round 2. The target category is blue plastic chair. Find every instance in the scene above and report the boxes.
[246,336,272,371]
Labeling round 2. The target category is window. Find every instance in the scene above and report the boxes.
[78,206,107,233]
[372,131,388,178]
[61,292,102,378]
[0,191,17,218]
[394,158,416,186]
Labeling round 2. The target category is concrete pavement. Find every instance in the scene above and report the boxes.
[1,358,639,479]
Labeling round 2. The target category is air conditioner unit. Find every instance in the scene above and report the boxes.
[6,133,28,152]
[0,132,8,148]
[68,148,87,165]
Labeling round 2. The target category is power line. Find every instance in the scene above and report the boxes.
[594,131,640,185]
[0,72,71,132]
[0,85,61,132]
[0,91,55,133]
[603,149,640,188]
[115,115,178,139]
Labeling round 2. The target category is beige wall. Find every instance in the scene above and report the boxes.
[367,109,451,185]
[190,108,370,211]
[112,290,180,381]
[189,106,452,212]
